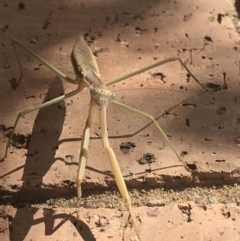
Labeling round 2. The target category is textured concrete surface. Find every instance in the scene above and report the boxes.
[1,0,240,195]
[1,202,240,241]
[0,0,240,240]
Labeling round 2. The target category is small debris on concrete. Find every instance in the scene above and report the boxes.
[204,35,213,42]
[119,142,136,154]
[205,82,222,91]
[137,153,155,165]
[146,207,159,217]
[216,107,226,115]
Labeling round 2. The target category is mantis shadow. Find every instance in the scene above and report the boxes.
[9,207,96,241]
[234,0,240,18]
[8,77,94,241]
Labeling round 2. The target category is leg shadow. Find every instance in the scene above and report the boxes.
[9,76,66,241]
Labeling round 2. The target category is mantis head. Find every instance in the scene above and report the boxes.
[90,88,116,109]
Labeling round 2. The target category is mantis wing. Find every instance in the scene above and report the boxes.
[71,35,105,88]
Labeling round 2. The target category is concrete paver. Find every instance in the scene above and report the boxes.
[0,0,240,194]
[1,202,240,241]
[0,0,240,240]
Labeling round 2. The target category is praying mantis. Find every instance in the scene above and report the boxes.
[1,35,207,239]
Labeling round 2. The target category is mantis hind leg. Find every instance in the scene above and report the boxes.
[111,100,192,172]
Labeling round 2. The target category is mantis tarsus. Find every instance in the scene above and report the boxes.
[1,35,207,239]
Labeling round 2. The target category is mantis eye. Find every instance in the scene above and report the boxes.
[110,93,116,101]
[90,88,99,96]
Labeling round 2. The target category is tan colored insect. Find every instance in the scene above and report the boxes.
[1,35,207,239]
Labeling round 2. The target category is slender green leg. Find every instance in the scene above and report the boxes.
[13,39,78,86]
[106,57,207,91]
[1,39,85,160]
[111,100,191,172]
[1,84,83,161]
